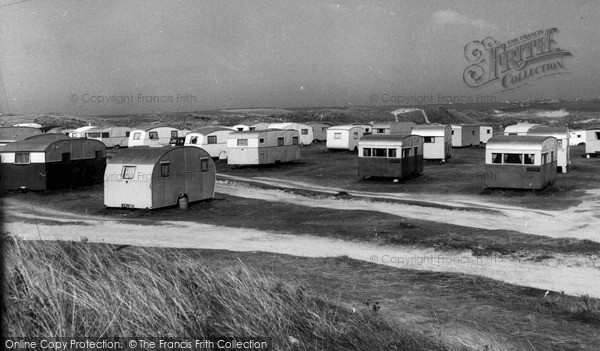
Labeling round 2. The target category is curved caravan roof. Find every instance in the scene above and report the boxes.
[1,134,104,152]
[189,126,234,135]
[526,126,569,139]
[504,123,540,135]
[486,136,557,152]
[359,134,421,146]
[131,124,177,132]
[25,133,70,141]
[227,129,299,139]
[412,124,450,136]
[109,146,211,165]
[0,126,43,141]
[328,125,364,131]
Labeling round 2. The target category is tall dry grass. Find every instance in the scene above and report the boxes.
[3,237,458,350]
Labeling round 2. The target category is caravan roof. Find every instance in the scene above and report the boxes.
[1,134,101,152]
[486,136,556,152]
[527,126,569,139]
[191,126,233,135]
[328,125,362,131]
[412,124,449,136]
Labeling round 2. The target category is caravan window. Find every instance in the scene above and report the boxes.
[160,163,170,177]
[201,158,209,172]
[122,166,136,179]
[596,132,600,140]
[424,136,434,143]
[557,140,562,148]
[541,153,548,164]
[487,129,491,134]
[15,152,30,165]
[401,149,410,158]
[171,131,178,138]
[237,139,248,146]
[95,150,103,160]
[292,137,299,145]
[259,138,265,143]
[301,129,308,135]
[354,132,359,139]
[322,127,327,132]
[388,149,397,158]
[504,153,522,164]
[363,148,372,157]
[551,151,555,161]
[133,132,141,140]
[87,132,101,138]
[376,128,385,134]
[190,136,198,144]
[334,133,341,139]
[491,153,502,164]
[102,132,109,138]
[472,130,476,135]
[277,137,284,146]
[524,154,535,164]
[125,132,130,137]
[413,147,418,156]
[373,148,387,157]
[149,132,159,140]
[207,136,217,144]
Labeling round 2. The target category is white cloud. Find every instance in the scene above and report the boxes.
[432,10,496,30]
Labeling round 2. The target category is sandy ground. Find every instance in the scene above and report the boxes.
[4,186,600,299]
[218,175,600,242]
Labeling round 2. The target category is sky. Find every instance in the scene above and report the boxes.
[0,0,598,116]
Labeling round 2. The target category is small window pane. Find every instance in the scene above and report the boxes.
[301,129,308,135]
[354,132,358,139]
[377,129,385,133]
[424,136,434,143]
[122,166,136,179]
[161,163,170,177]
[504,153,523,164]
[102,132,109,138]
[388,149,397,158]
[95,150,103,160]
[259,138,265,143]
[524,154,535,164]
[149,132,159,140]
[401,149,410,158]
[201,158,209,172]
[373,148,387,157]
[277,137,284,146]
[190,136,198,144]
[492,153,502,164]
[292,137,299,145]
[207,136,217,144]
[334,133,341,139]
[133,132,141,140]
[363,148,371,157]
[171,131,178,138]
[237,139,248,146]
[125,132,130,137]
[596,132,600,140]
[15,152,30,165]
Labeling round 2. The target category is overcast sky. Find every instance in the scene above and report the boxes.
[0,0,598,115]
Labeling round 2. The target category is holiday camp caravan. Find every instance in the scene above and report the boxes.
[226,129,301,166]
[85,127,132,148]
[411,124,452,160]
[184,126,234,159]
[326,125,365,151]
[503,123,540,136]
[372,121,415,135]
[308,122,330,142]
[450,124,480,147]
[526,126,570,173]
[484,136,558,190]
[479,126,494,144]
[104,146,215,209]
[569,130,585,146]
[0,134,106,190]
[268,123,314,145]
[584,126,600,156]
[128,125,182,147]
[69,125,99,138]
[357,134,423,179]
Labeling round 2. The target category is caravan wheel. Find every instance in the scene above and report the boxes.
[219,151,228,160]
[114,145,120,149]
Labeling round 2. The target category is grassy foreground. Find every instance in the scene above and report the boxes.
[2,237,490,351]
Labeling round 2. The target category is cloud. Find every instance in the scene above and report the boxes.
[432,10,496,30]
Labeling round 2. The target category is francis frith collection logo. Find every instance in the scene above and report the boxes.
[463,28,572,91]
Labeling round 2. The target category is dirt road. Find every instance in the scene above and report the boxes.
[4,189,600,298]
[218,175,600,242]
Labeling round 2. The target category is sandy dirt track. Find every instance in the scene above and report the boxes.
[3,190,600,299]
[218,175,600,242]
